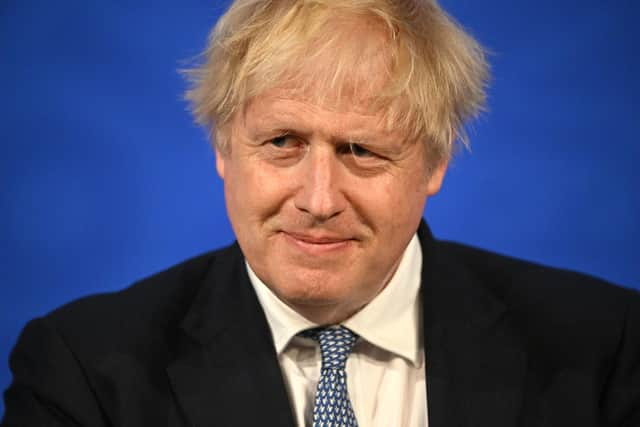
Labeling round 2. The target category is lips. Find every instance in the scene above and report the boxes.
[280,231,355,255]
[285,231,352,244]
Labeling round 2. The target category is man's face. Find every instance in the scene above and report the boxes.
[216,89,447,324]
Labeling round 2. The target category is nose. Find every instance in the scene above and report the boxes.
[293,146,346,221]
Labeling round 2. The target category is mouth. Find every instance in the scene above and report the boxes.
[280,231,355,255]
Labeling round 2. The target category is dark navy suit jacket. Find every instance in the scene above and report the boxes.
[3,222,639,426]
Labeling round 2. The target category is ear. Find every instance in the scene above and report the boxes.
[215,146,225,179]
[425,159,448,196]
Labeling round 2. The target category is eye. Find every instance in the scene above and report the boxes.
[349,143,375,158]
[264,134,304,153]
[260,134,306,165]
[269,134,294,148]
[338,142,389,174]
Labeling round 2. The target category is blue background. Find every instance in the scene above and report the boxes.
[1,0,638,416]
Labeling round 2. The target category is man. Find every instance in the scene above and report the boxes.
[3,0,639,426]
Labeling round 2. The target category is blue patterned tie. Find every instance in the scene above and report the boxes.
[305,326,359,427]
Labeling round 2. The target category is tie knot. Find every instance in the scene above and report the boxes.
[304,326,358,370]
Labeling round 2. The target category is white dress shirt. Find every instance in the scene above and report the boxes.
[247,234,427,427]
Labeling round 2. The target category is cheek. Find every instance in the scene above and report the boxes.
[225,160,294,224]
[352,175,427,232]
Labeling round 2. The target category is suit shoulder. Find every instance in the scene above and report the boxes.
[435,240,639,359]
[435,240,638,328]
[39,243,241,352]
[437,239,635,299]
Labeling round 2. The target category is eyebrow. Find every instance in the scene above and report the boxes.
[246,113,388,144]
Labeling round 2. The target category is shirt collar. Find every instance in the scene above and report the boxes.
[247,233,423,366]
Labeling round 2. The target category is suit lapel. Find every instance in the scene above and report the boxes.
[419,223,528,427]
[166,243,296,427]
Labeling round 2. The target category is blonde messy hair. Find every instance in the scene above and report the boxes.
[185,0,489,166]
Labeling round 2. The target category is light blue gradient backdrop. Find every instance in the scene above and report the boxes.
[1,0,638,415]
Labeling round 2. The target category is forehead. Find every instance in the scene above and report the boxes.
[239,88,401,142]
